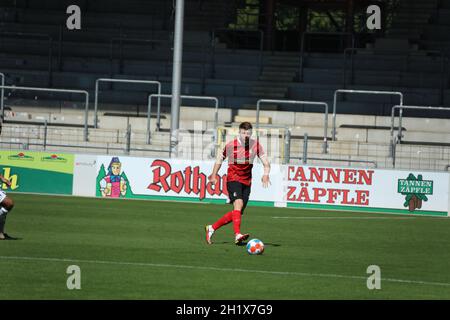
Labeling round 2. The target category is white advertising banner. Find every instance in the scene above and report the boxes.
[73,154,97,197]
[94,155,284,204]
[68,154,449,216]
[285,165,449,216]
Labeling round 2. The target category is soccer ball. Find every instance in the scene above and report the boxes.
[246,239,264,255]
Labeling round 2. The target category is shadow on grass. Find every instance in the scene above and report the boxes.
[214,241,281,247]
[263,242,281,247]
[0,236,22,241]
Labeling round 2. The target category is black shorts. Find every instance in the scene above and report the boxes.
[227,181,251,211]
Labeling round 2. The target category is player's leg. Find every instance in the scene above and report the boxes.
[230,183,249,245]
[213,181,240,230]
[206,211,234,244]
[0,193,15,240]
[241,184,251,215]
[205,182,240,244]
[232,198,244,235]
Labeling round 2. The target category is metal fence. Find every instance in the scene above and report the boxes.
[332,89,404,141]
[0,123,170,155]
[0,85,90,141]
[390,104,450,166]
[146,94,219,145]
[94,78,162,128]
[256,99,329,154]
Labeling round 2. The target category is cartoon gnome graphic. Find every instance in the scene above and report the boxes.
[99,157,127,198]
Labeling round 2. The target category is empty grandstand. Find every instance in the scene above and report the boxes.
[0,0,449,171]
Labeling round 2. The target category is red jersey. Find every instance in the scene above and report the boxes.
[220,138,265,186]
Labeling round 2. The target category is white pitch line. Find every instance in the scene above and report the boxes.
[272,216,416,220]
[1,255,450,288]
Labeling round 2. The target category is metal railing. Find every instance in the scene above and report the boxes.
[211,29,264,76]
[391,135,399,167]
[0,141,170,155]
[0,72,4,117]
[293,133,377,167]
[43,120,48,150]
[0,31,53,86]
[390,104,450,150]
[284,128,291,164]
[94,78,162,128]
[302,133,308,164]
[292,157,378,168]
[1,123,171,154]
[125,124,131,154]
[256,99,329,154]
[299,32,355,82]
[146,94,219,144]
[390,105,450,167]
[332,89,404,141]
[342,48,447,104]
[0,85,90,141]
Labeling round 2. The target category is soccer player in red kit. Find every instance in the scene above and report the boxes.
[205,122,271,245]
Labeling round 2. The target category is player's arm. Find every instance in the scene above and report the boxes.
[260,154,271,188]
[208,145,227,185]
[208,163,222,185]
[0,174,11,186]
[256,142,271,188]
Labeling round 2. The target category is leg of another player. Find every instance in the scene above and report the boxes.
[0,196,15,240]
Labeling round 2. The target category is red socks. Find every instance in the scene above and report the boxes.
[212,211,233,230]
[232,210,242,235]
[212,209,242,235]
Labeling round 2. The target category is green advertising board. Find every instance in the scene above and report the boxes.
[0,151,74,195]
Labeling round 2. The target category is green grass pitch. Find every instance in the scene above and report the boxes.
[1,193,450,299]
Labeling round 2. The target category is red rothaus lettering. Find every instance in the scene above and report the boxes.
[148,160,227,200]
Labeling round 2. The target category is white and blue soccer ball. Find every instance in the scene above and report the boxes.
[246,239,264,255]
